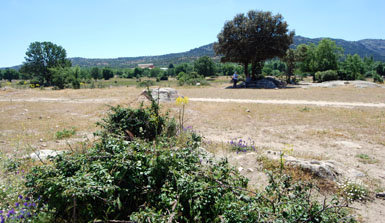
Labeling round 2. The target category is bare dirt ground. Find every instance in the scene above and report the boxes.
[189,97,385,108]
[1,83,384,222]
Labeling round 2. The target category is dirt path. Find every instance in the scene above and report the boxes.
[1,97,385,108]
[189,98,385,108]
[0,97,119,103]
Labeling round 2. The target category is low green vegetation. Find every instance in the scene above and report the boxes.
[96,96,176,141]
[136,79,155,88]
[315,70,339,82]
[176,71,209,86]
[337,180,371,203]
[373,73,384,83]
[228,138,256,153]
[355,153,377,164]
[55,127,76,139]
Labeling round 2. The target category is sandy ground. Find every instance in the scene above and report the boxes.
[1,97,384,108]
[189,98,385,108]
[0,84,384,222]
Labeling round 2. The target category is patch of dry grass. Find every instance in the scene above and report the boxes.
[177,83,385,103]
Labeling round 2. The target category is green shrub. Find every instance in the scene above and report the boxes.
[55,127,76,139]
[228,138,256,152]
[373,73,384,83]
[271,69,282,77]
[71,78,80,89]
[25,141,357,222]
[356,74,366,80]
[315,70,338,82]
[51,67,83,89]
[136,80,154,88]
[96,97,174,141]
[0,152,55,222]
[177,71,208,86]
[29,78,41,86]
[364,70,376,78]
[17,80,26,85]
[89,80,96,89]
[338,180,370,203]
[157,73,168,81]
[356,153,377,164]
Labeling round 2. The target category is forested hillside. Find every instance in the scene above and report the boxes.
[70,43,218,68]
[293,36,385,61]
[69,36,385,68]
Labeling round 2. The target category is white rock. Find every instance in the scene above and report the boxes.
[349,169,365,178]
[27,149,66,161]
[335,141,362,149]
[238,167,244,172]
[140,88,180,102]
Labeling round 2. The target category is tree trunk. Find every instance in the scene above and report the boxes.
[243,62,249,78]
[251,61,263,80]
[286,68,293,83]
[286,73,292,83]
[251,62,256,79]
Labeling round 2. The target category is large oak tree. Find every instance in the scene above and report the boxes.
[214,10,294,79]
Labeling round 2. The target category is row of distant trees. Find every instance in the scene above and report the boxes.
[283,39,385,82]
[1,48,384,89]
[1,40,384,88]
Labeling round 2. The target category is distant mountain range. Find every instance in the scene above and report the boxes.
[4,36,385,69]
[70,36,385,68]
[69,43,217,69]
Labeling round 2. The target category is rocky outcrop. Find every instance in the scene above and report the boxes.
[376,192,385,200]
[265,151,365,181]
[301,80,385,89]
[27,149,66,161]
[139,88,180,102]
[237,77,286,89]
[286,159,340,180]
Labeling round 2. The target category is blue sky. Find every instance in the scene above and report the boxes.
[1,0,384,67]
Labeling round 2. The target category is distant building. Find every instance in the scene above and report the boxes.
[138,63,154,69]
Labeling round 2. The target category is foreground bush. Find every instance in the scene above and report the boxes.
[97,98,176,141]
[24,137,356,222]
[23,102,357,222]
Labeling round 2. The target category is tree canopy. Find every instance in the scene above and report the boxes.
[194,56,216,77]
[21,41,71,85]
[2,68,20,82]
[296,39,343,80]
[102,67,114,80]
[214,10,294,79]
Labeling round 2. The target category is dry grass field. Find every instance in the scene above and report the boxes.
[1,82,385,222]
